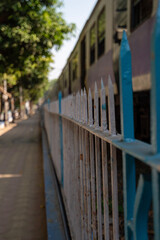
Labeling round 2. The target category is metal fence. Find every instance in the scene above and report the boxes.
[43,4,160,240]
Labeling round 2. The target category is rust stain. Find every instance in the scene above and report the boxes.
[80,154,83,160]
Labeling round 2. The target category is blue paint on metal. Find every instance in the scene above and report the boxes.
[59,92,62,114]
[151,0,160,154]
[152,169,160,240]
[48,98,50,111]
[133,174,152,240]
[123,153,136,240]
[59,91,64,187]
[42,129,66,240]
[102,103,106,110]
[151,4,160,239]
[119,31,136,240]
[119,31,134,140]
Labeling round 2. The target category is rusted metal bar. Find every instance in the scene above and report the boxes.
[90,133,97,240]
[101,140,110,240]
[85,130,91,239]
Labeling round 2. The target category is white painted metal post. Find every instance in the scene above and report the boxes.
[100,78,107,131]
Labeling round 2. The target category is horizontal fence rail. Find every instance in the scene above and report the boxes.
[43,4,160,240]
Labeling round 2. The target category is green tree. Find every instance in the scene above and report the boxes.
[0,0,75,101]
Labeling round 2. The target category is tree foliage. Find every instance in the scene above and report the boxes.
[0,0,75,101]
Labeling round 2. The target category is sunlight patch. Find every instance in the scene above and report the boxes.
[0,174,22,179]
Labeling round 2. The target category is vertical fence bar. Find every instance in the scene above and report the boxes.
[58,91,64,187]
[108,76,119,240]
[83,89,88,238]
[88,89,97,239]
[100,78,107,131]
[101,140,109,240]
[100,78,109,240]
[152,169,160,240]
[94,82,99,129]
[151,2,160,239]
[79,92,85,239]
[90,133,97,239]
[94,82,102,240]
[75,93,78,121]
[84,88,92,238]
[74,119,81,239]
[77,91,80,122]
[108,76,116,136]
[110,146,119,239]
[47,98,50,111]
[83,128,87,239]
[85,130,91,239]
[84,88,88,124]
[88,88,93,126]
[47,98,51,148]
[95,136,102,240]
[119,31,136,240]
[151,0,160,154]
[79,126,85,240]
[81,90,84,123]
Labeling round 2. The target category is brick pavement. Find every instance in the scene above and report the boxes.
[0,114,47,240]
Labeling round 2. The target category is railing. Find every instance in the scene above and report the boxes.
[43,4,160,240]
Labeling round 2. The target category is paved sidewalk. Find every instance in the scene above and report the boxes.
[0,114,47,240]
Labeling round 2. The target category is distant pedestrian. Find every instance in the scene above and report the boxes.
[25,101,30,117]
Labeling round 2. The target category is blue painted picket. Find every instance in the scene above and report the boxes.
[151,2,160,240]
[119,31,136,240]
[58,91,64,187]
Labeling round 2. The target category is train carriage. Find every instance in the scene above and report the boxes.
[57,0,158,142]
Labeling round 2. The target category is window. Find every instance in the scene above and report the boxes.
[98,8,105,58]
[90,24,96,65]
[131,0,153,31]
[72,53,78,81]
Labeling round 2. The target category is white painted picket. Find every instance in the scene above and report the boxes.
[44,77,121,240]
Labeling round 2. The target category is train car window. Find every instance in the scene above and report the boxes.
[90,24,96,65]
[131,0,153,31]
[98,8,105,58]
[72,53,78,81]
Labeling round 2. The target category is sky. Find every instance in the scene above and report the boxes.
[48,0,97,80]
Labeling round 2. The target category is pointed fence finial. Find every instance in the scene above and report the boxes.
[84,88,88,124]
[88,88,93,126]
[95,81,98,92]
[73,94,76,120]
[108,75,116,135]
[67,96,70,117]
[77,91,80,122]
[119,30,134,140]
[58,92,62,114]
[101,78,104,88]
[81,89,84,123]
[94,81,99,129]
[75,92,77,120]
[151,0,160,153]
[48,98,50,111]
[100,78,107,131]
[71,95,74,119]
